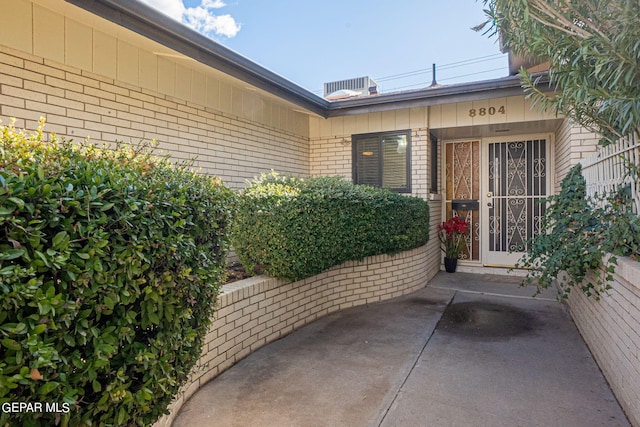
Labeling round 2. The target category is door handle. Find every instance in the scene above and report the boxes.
[487,192,493,198]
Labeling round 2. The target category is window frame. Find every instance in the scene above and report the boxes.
[352,129,412,193]
[430,133,438,193]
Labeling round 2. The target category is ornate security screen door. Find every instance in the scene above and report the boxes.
[445,141,480,261]
[482,138,548,267]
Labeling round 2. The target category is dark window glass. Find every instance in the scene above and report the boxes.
[352,130,411,193]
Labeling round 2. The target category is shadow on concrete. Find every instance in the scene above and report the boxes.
[173,272,629,427]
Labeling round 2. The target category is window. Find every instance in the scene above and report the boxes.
[352,130,411,193]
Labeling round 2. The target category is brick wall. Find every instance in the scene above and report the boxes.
[0,44,310,189]
[554,118,599,191]
[566,257,640,426]
[549,119,639,425]
[309,134,352,179]
[153,244,432,427]
[425,132,443,274]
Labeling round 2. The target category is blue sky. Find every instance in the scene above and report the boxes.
[139,0,508,95]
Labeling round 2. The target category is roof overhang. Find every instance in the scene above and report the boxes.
[325,73,552,117]
[64,0,552,120]
[65,0,331,117]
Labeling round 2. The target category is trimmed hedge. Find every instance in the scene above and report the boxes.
[232,173,430,281]
[0,121,234,426]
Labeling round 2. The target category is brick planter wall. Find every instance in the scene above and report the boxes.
[567,256,640,426]
[154,244,432,426]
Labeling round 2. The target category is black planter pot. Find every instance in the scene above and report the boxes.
[444,257,458,273]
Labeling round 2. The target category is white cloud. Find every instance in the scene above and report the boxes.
[201,0,226,8]
[184,7,241,38]
[139,0,241,38]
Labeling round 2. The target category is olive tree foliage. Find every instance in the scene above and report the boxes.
[476,0,640,145]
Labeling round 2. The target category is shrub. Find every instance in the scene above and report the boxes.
[516,163,640,298]
[0,120,235,426]
[232,173,429,281]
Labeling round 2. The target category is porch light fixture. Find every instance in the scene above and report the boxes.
[362,151,374,156]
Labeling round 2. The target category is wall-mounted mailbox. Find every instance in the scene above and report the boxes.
[451,200,479,211]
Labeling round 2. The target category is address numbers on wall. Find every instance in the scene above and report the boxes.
[469,106,505,117]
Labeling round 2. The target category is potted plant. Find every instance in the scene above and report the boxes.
[438,216,471,273]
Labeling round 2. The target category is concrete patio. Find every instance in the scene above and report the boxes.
[172,272,630,426]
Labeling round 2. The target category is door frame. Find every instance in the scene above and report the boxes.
[480,133,555,267]
[442,133,555,268]
[441,139,482,262]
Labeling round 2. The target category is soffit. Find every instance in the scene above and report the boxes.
[64,0,330,117]
[430,118,564,140]
[47,0,320,116]
[63,0,551,120]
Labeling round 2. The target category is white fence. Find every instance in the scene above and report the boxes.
[581,132,640,214]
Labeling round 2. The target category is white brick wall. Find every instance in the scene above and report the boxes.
[153,245,432,427]
[567,257,640,426]
[0,45,310,189]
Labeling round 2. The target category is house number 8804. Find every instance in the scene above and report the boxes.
[469,106,505,117]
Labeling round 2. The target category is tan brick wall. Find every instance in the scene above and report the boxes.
[309,134,352,178]
[153,244,433,426]
[1,0,310,136]
[0,44,310,189]
[427,133,443,274]
[554,118,599,192]
[427,199,443,274]
[411,128,430,200]
[566,257,640,427]
[542,119,638,425]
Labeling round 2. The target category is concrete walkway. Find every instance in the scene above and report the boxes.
[173,272,630,427]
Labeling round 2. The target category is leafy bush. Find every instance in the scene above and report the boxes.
[232,173,429,281]
[517,163,640,299]
[0,121,235,426]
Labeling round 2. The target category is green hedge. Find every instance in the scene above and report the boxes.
[232,173,430,281]
[0,121,235,426]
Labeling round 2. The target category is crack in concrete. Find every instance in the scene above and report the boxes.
[376,291,457,427]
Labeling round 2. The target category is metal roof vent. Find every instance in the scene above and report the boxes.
[324,76,379,99]
[428,63,440,88]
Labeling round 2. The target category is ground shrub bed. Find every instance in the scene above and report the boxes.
[232,173,430,281]
[0,122,234,426]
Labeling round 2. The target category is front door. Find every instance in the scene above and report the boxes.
[481,137,549,267]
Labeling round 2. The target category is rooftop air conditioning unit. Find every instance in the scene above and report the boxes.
[324,76,378,100]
